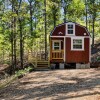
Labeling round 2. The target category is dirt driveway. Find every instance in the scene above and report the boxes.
[0,69,100,100]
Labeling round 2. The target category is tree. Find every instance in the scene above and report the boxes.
[44,0,47,60]
[48,0,61,28]
[67,0,85,22]
[85,0,88,28]
[87,0,100,46]
[61,0,72,22]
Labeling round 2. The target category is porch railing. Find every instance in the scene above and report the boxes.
[51,50,64,59]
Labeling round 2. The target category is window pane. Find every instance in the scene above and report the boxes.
[73,39,82,44]
[73,45,82,49]
[73,39,83,49]
[54,42,59,46]
[68,25,73,29]
[53,42,60,50]
[54,47,59,50]
[68,30,73,34]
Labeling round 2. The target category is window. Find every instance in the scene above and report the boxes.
[71,38,84,50]
[68,24,73,34]
[53,41,61,50]
[66,23,75,35]
[73,39,82,49]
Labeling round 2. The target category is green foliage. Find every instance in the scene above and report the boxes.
[15,67,33,77]
[0,0,99,65]
[68,0,85,21]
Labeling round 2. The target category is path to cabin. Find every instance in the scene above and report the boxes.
[0,69,100,100]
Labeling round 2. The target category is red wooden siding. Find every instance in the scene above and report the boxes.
[51,23,89,36]
[65,37,89,63]
[75,24,89,36]
[52,24,65,36]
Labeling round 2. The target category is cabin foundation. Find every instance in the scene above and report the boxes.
[50,63,56,69]
[50,63,90,69]
[76,63,90,69]
[59,63,64,69]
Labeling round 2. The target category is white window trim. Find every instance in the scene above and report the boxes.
[71,37,84,51]
[66,22,75,36]
[52,40,61,50]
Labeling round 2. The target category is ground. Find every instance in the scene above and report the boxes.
[0,69,100,100]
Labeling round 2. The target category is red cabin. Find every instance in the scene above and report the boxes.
[50,22,91,69]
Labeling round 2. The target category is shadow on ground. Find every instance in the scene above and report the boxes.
[0,69,100,100]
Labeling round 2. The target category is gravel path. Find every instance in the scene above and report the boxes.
[0,69,100,100]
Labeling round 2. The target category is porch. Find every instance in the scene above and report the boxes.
[50,38,65,61]
[51,50,64,60]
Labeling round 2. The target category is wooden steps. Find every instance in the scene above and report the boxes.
[34,60,50,70]
[34,67,50,71]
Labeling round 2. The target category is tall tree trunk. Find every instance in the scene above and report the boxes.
[13,17,17,69]
[11,1,14,73]
[64,7,66,22]
[53,12,56,28]
[16,0,23,69]
[92,2,96,48]
[63,0,66,22]
[92,16,95,47]
[10,0,17,73]
[29,1,33,35]
[44,0,47,60]
[35,18,36,29]
[29,0,34,54]
[2,25,5,64]
[53,9,56,28]
[19,18,24,69]
[85,0,88,28]
[11,30,14,68]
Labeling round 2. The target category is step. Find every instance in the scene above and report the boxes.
[37,63,49,65]
[36,67,49,69]
[37,65,48,67]
[34,67,50,71]
[33,60,49,62]
[36,60,48,62]
[33,60,50,68]
[37,62,49,64]
[37,63,48,64]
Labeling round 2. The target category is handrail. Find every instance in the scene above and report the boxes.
[51,50,64,59]
[52,50,64,52]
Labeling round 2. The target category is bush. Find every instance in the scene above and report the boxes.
[15,67,33,77]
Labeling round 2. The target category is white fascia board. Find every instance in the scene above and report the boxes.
[50,36,90,38]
